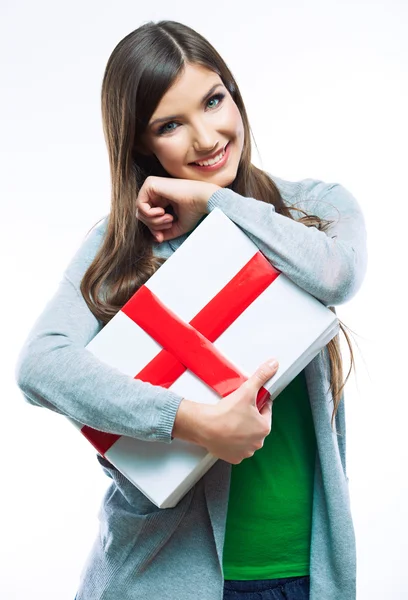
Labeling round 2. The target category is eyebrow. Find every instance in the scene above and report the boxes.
[148,83,224,129]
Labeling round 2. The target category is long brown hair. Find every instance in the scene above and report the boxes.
[80,20,354,424]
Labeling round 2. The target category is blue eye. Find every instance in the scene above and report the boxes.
[207,93,224,108]
[159,122,178,134]
[157,121,178,136]
[157,93,225,136]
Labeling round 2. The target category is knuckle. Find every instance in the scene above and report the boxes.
[257,367,267,380]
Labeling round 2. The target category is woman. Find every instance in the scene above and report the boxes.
[15,20,367,600]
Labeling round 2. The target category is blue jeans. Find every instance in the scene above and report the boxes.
[75,576,309,599]
[223,576,310,599]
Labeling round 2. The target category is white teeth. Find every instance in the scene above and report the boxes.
[195,147,226,167]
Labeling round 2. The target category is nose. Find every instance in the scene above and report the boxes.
[192,120,219,153]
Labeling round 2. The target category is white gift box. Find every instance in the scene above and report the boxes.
[69,208,338,508]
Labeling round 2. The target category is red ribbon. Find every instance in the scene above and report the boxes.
[82,251,279,455]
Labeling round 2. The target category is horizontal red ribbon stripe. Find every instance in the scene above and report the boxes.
[82,251,279,455]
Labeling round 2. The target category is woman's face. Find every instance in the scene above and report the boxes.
[140,63,245,188]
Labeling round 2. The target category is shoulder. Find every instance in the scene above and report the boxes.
[268,173,364,223]
[64,215,109,288]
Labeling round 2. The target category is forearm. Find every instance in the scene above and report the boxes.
[207,181,367,306]
[16,329,183,442]
[15,263,183,443]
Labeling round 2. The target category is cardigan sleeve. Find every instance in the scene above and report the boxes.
[14,222,183,443]
[207,178,368,306]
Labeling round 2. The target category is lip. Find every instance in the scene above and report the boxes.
[189,142,230,171]
[190,142,227,164]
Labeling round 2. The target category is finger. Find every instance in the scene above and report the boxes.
[145,215,174,227]
[259,398,273,419]
[137,204,166,218]
[245,359,279,393]
[148,222,174,232]
[150,225,176,242]
[153,231,164,243]
[154,222,184,243]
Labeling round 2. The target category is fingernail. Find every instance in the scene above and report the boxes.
[267,359,278,369]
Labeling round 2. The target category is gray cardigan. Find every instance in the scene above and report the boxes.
[15,174,367,600]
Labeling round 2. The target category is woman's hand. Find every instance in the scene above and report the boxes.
[136,176,220,242]
[172,359,279,465]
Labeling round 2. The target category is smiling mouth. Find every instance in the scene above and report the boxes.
[189,142,229,167]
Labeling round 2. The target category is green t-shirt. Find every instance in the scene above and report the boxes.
[222,370,316,580]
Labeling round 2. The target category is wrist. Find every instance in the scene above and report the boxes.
[172,399,215,447]
[199,184,220,213]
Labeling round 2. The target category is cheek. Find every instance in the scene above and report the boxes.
[234,109,245,137]
[225,104,244,140]
[158,137,188,162]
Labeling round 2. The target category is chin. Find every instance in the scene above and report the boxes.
[214,169,238,188]
[188,166,238,187]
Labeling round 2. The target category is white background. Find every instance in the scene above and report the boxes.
[1,0,407,598]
